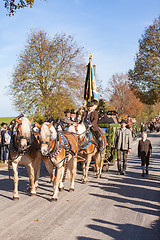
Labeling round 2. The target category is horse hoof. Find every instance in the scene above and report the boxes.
[59,187,64,192]
[82,180,86,184]
[30,193,36,197]
[13,196,19,200]
[50,198,58,202]
[69,188,74,192]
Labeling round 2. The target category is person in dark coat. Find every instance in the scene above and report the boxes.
[1,123,11,163]
[82,102,103,152]
[138,132,152,177]
[98,109,115,124]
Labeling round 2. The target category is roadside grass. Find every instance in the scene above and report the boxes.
[0,117,15,125]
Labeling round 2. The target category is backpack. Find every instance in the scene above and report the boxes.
[4,130,11,145]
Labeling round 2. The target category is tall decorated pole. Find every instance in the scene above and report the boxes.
[83,53,99,108]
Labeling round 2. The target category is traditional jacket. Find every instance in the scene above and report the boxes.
[62,116,75,125]
[138,139,152,157]
[83,110,99,131]
[114,128,132,150]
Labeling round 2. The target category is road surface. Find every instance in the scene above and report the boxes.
[0,132,160,240]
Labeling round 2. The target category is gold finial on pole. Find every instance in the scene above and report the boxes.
[89,53,92,60]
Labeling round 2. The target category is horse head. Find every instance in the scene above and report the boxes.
[68,120,87,141]
[38,122,57,156]
[13,117,33,151]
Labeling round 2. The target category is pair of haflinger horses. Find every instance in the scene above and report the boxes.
[9,116,107,201]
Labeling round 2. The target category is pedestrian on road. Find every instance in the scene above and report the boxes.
[113,119,132,175]
[1,123,11,163]
[138,131,152,177]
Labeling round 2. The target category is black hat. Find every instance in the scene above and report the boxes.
[1,122,7,126]
[87,102,94,107]
[64,109,70,113]
[107,111,112,115]
[120,119,126,124]
[100,109,105,114]
[113,110,118,115]
[70,109,75,114]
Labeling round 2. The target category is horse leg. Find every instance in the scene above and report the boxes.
[25,164,32,192]
[43,157,55,183]
[69,156,77,192]
[59,166,65,192]
[33,154,42,190]
[51,166,64,201]
[83,155,92,183]
[12,161,19,200]
[95,152,103,178]
[27,162,36,196]
[81,161,86,182]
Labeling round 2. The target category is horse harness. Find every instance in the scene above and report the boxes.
[9,122,37,160]
[41,131,77,182]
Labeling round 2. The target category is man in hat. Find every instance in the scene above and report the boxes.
[114,119,132,175]
[62,109,75,125]
[106,111,115,124]
[83,102,104,152]
[98,109,115,124]
[70,109,76,122]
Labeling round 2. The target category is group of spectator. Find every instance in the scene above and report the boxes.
[62,108,82,125]
[147,116,160,133]
[140,116,160,133]
[0,122,11,163]
[98,109,119,124]
[62,108,120,126]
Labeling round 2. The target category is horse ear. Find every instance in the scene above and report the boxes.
[15,118,21,124]
[35,122,41,129]
[48,121,53,129]
[29,117,33,123]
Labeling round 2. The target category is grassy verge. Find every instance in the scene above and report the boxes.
[0,117,15,125]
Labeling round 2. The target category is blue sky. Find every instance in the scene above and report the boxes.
[0,0,159,117]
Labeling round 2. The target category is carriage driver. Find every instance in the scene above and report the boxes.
[82,102,103,153]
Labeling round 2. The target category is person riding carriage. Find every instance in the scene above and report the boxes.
[82,101,104,153]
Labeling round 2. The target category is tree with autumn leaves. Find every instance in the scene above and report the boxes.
[106,73,144,118]
[129,16,160,105]
[9,30,86,119]
[3,0,37,15]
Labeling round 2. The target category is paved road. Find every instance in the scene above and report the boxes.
[0,133,160,240]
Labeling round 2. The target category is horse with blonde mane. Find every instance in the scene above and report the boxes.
[68,119,107,183]
[9,117,54,200]
[36,121,78,201]
[9,117,42,199]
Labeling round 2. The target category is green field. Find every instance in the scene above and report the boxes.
[0,117,15,125]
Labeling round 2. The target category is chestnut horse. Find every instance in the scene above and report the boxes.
[68,120,107,183]
[9,117,54,200]
[9,117,42,199]
[36,121,78,201]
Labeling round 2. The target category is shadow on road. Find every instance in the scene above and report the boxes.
[77,218,160,240]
